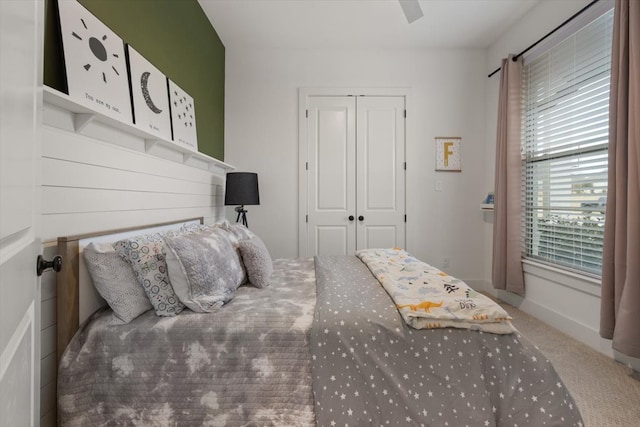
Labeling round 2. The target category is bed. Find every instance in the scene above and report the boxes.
[56,219,584,426]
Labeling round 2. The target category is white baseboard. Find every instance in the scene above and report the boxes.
[470,279,640,373]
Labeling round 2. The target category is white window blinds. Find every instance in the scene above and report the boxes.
[521,8,613,276]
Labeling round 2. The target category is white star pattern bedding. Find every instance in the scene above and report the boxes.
[58,255,583,426]
[311,256,583,426]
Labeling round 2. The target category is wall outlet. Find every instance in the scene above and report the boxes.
[442,257,450,268]
[435,180,443,192]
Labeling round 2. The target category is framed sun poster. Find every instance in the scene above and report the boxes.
[435,137,461,172]
[57,0,132,123]
[168,79,198,151]
[126,45,171,140]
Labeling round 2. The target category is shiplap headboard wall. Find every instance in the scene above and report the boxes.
[39,96,231,426]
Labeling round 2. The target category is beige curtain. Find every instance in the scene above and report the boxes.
[600,0,640,358]
[492,55,525,296]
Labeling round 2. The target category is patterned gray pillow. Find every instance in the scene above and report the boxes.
[83,242,152,324]
[238,236,273,288]
[114,233,185,316]
[179,222,216,234]
[220,222,256,244]
[218,222,254,282]
[164,228,246,312]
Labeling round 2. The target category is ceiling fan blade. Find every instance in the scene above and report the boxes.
[399,0,424,23]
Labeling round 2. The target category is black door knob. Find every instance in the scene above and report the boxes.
[36,255,62,277]
[348,215,355,221]
[358,215,364,221]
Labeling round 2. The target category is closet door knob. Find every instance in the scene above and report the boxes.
[358,215,364,221]
[348,215,355,221]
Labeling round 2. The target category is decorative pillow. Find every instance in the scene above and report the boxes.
[114,233,185,316]
[238,236,273,289]
[164,228,246,312]
[219,222,256,244]
[83,242,153,324]
[179,221,217,234]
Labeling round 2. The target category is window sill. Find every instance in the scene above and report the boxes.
[521,259,601,298]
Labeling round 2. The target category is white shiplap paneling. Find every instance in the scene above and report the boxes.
[39,97,231,427]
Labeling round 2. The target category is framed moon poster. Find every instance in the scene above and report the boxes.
[126,45,171,140]
[435,137,461,172]
[57,0,132,123]
[168,80,198,151]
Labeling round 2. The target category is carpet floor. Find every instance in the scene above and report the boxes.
[503,302,640,427]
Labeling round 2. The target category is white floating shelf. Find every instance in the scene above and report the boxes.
[43,86,234,173]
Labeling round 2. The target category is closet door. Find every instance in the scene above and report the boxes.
[356,96,405,250]
[306,97,357,256]
[302,93,405,256]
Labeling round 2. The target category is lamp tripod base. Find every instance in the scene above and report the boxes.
[235,205,248,227]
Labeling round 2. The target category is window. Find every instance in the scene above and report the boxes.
[521,8,614,276]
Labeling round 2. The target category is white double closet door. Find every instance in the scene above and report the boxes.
[301,94,406,256]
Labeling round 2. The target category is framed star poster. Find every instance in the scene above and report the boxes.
[126,45,171,140]
[57,0,132,123]
[435,137,461,172]
[168,80,198,151]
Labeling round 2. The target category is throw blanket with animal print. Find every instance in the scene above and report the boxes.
[356,248,514,334]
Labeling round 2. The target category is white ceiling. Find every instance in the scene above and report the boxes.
[198,0,540,50]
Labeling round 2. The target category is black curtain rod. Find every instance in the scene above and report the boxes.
[487,0,602,78]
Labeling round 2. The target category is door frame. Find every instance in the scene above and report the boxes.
[297,87,411,257]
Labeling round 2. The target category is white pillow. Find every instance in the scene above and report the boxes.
[83,242,152,324]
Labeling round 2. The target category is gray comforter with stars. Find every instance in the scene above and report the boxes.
[310,256,583,427]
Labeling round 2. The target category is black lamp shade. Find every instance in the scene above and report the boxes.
[224,172,260,206]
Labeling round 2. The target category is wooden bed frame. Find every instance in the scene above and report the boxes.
[55,217,204,363]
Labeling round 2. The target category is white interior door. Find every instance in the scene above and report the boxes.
[302,93,405,256]
[356,96,406,249]
[0,1,43,425]
[305,97,357,256]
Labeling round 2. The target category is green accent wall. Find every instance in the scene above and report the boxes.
[44,0,225,160]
